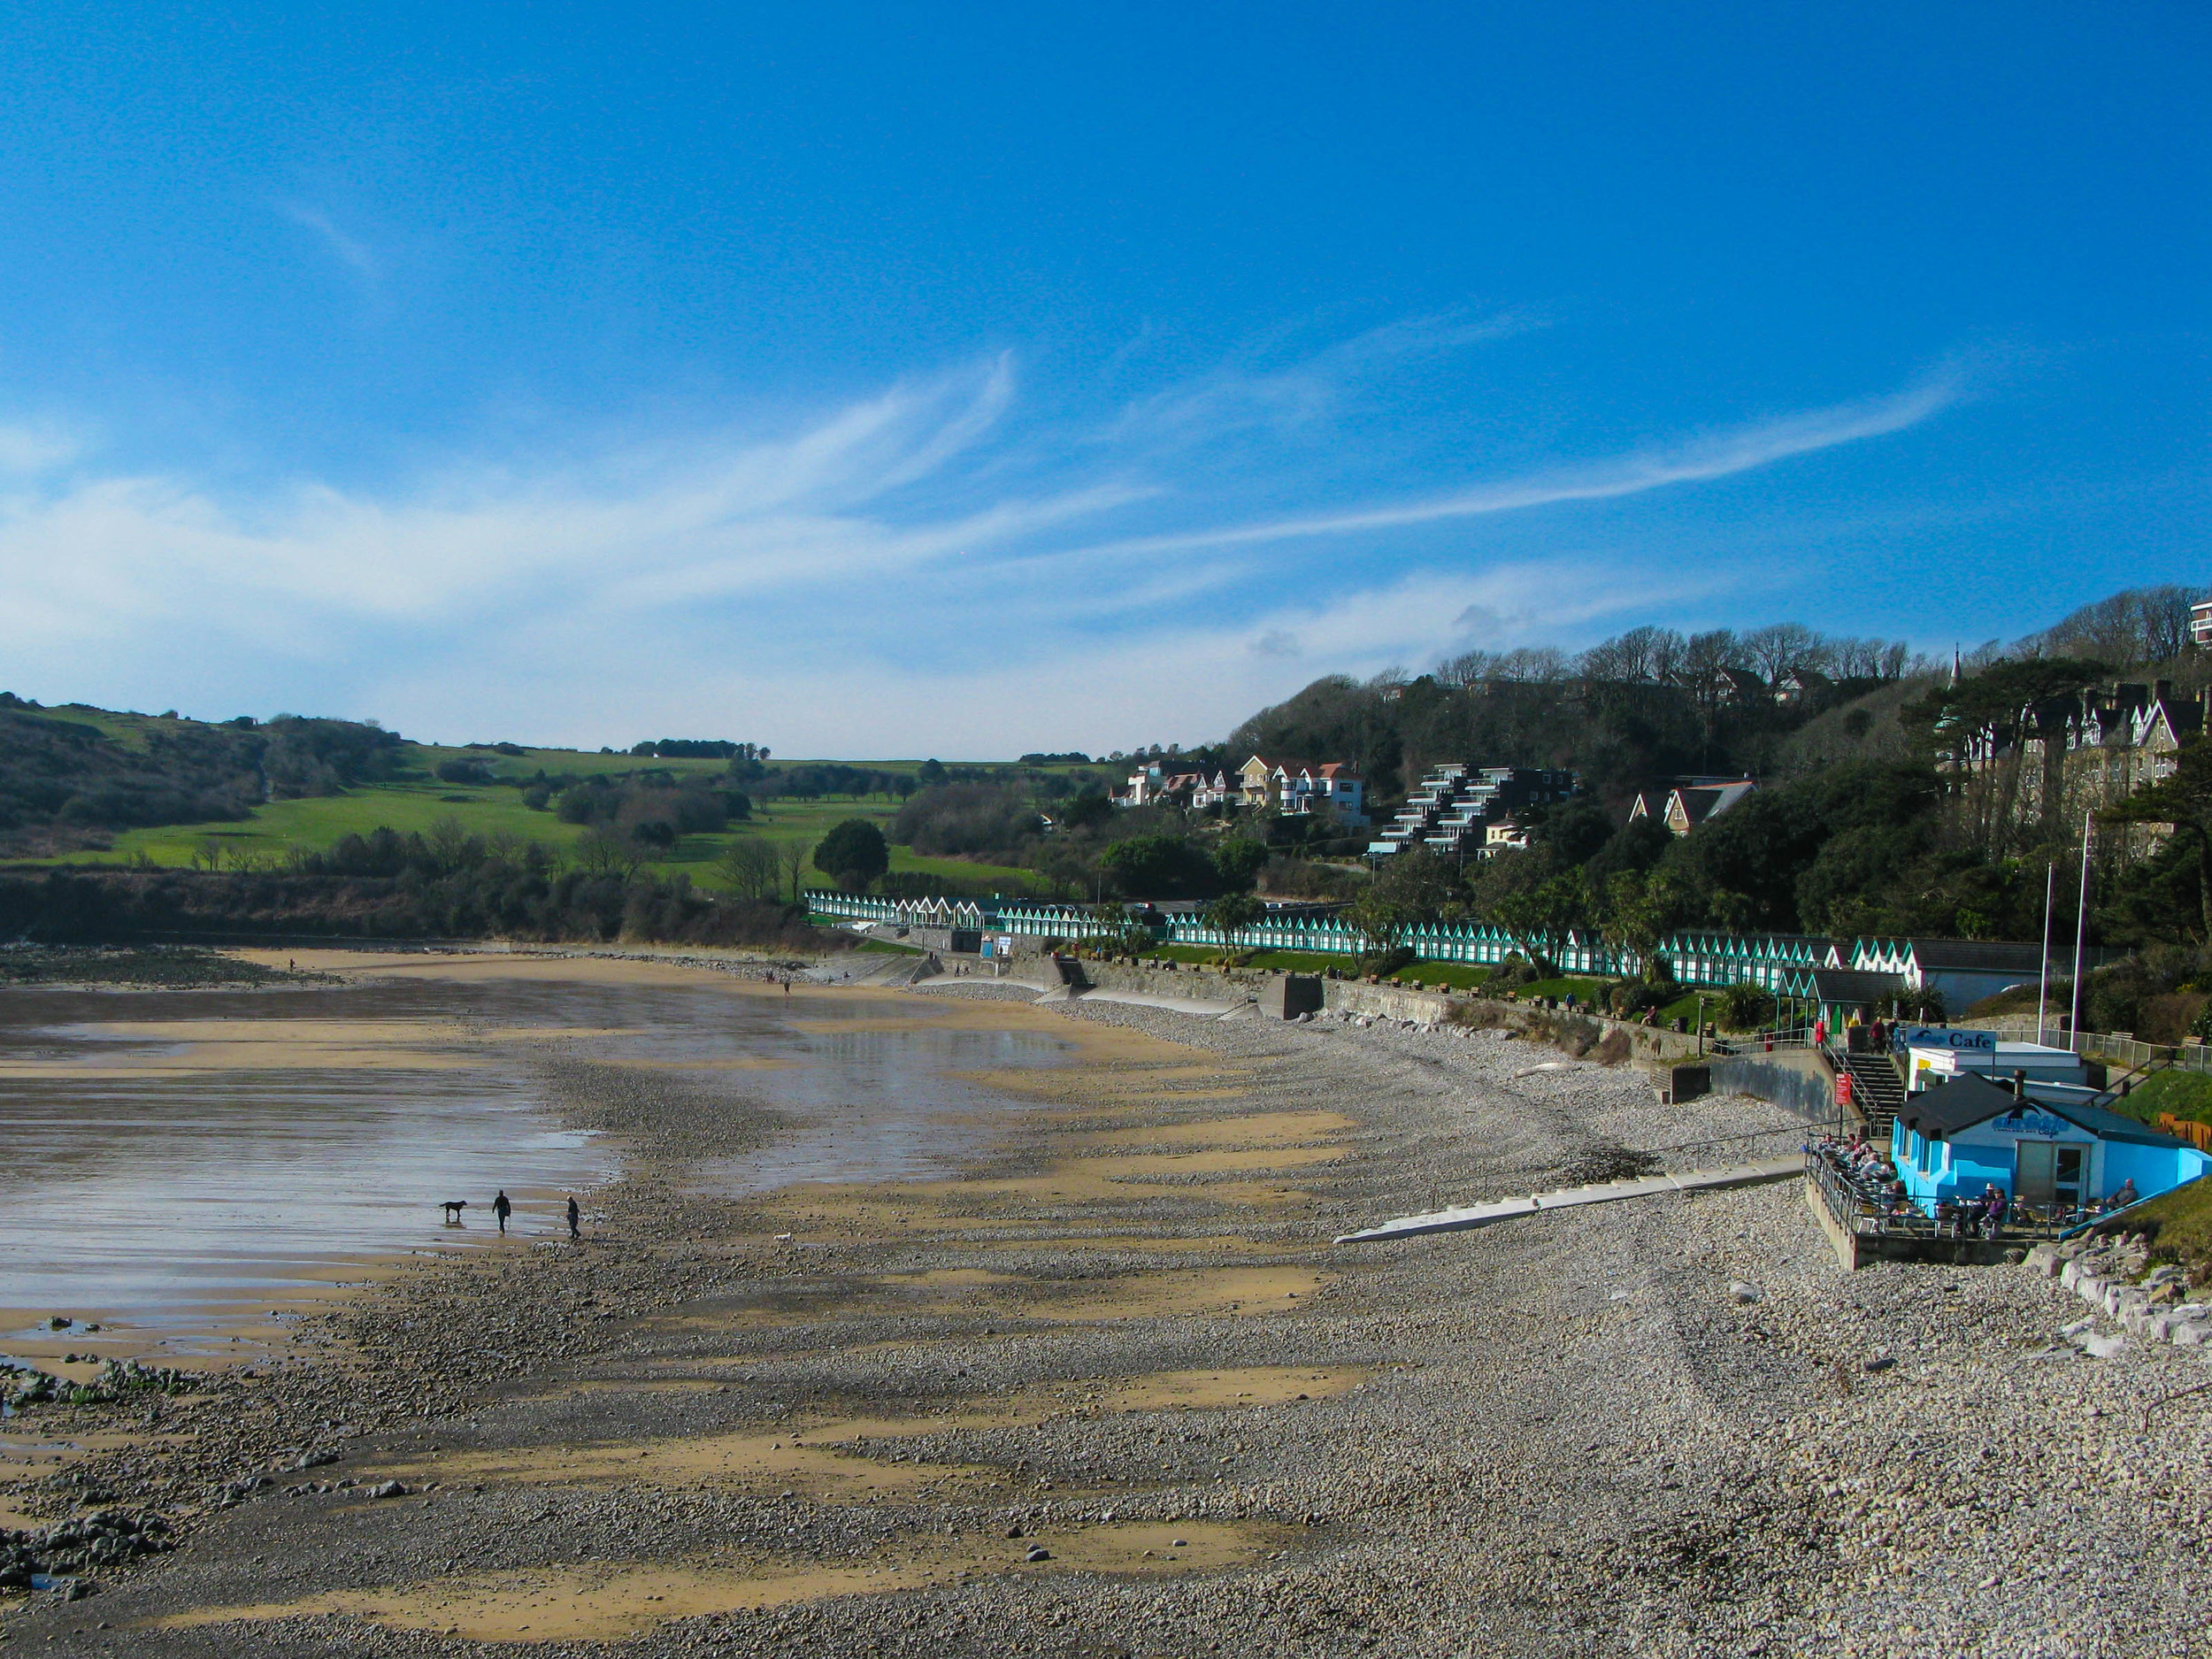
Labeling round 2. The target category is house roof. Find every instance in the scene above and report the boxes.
[1807,969,1901,1002]
[1670,780,1757,825]
[2140,695,2206,746]
[1244,756,1361,783]
[1898,1073,2190,1147]
[1904,939,2046,974]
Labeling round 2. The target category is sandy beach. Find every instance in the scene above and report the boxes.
[6,950,2211,1657]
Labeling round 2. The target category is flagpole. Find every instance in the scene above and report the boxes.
[2037,859,2055,1047]
[2069,810,2093,1049]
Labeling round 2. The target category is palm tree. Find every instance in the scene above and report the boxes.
[1204,890,1264,954]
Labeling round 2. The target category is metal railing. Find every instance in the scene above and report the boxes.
[1970,1016,2212,1075]
[1707,1026,1819,1055]
[1802,1148,2093,1243]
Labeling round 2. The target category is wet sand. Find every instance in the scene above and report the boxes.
[4,950,1362,1648]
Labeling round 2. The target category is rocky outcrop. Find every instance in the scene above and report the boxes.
[2028,1235,2212,1347]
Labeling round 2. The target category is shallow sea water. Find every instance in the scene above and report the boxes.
[0,972,1066,1346]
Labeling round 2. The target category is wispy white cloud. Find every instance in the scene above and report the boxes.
[1054,370,1964,565]
[0,339,1966,751]
[0,419,80,473]
[278,202,382,298]
[1099,308,1543,449]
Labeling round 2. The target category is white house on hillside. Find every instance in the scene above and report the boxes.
[1236,756,1369,826]
[1118,764,1237,810]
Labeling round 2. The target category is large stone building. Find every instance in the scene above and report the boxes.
[1947,679,2206,828]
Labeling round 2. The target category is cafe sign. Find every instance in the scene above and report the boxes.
[1890,1025,1998,1055]
[1995,1109,2074,1141]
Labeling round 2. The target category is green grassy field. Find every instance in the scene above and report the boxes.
[2115,1069,2212,1125]
[41,772,1043,896]
[1141,944,1353,973]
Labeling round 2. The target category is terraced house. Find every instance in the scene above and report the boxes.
[1367,764,1577,859]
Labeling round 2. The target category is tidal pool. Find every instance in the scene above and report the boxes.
[0,963,1068,1347]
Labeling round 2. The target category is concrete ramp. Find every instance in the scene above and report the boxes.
[868,956,941,987]
[1336,1156,1803,1244]
[1064,987,1251,1018]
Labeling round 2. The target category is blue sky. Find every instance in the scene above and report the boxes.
[0,3,2203,756]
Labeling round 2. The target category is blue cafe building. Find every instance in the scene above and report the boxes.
[1890,1071,2212,1216]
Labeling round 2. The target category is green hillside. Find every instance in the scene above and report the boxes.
[58,786,1040,895]
[1,699,1047,896]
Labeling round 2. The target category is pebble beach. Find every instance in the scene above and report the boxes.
[5,953,2210,1658]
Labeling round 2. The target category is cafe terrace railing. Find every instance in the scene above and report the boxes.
[1804,1148,2086,1244]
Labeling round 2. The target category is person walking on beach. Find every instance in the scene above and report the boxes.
[493,1189,512,1235]
[566,1196,580,1240]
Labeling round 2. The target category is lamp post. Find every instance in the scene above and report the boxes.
[2036,858,2055,1048]
[2069,810,2093,1050]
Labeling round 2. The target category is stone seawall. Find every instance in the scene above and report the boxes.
[1322,980,1454,1023]
[1064,958,1266,1005]
[1062,956,1709,1060]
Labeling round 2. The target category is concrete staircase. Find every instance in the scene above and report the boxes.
[1839,1049,1906,1141]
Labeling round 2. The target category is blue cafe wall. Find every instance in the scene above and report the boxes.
[1891,1100,2212,1210]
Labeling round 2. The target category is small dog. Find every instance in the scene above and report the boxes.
[441,1201,469,1223]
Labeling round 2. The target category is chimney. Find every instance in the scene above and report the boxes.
[2012,1069,2027,1099]
[2155,679,2175,703]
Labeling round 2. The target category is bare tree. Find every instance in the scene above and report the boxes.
[486,829,532,865]
[1742,622,1818,683]
[1578,627,1662,682]
[1680,629,1745,680]
[1493,646,1570,681]
[716,837,782,900]
[1832,637,1879,678]
[2022,584,2201,668]
[1435,649,1494,687]
[781,839,815,901]
[426,814,479,873]
[573,828,643,880]
[2140,588,2197,664]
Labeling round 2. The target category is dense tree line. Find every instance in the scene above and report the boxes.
[757,764,916,802]
[258,716,410,795]
[0,826,836,950]
[629,738,771,759]
[894,784,1045,858]
[546,775,750,846]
